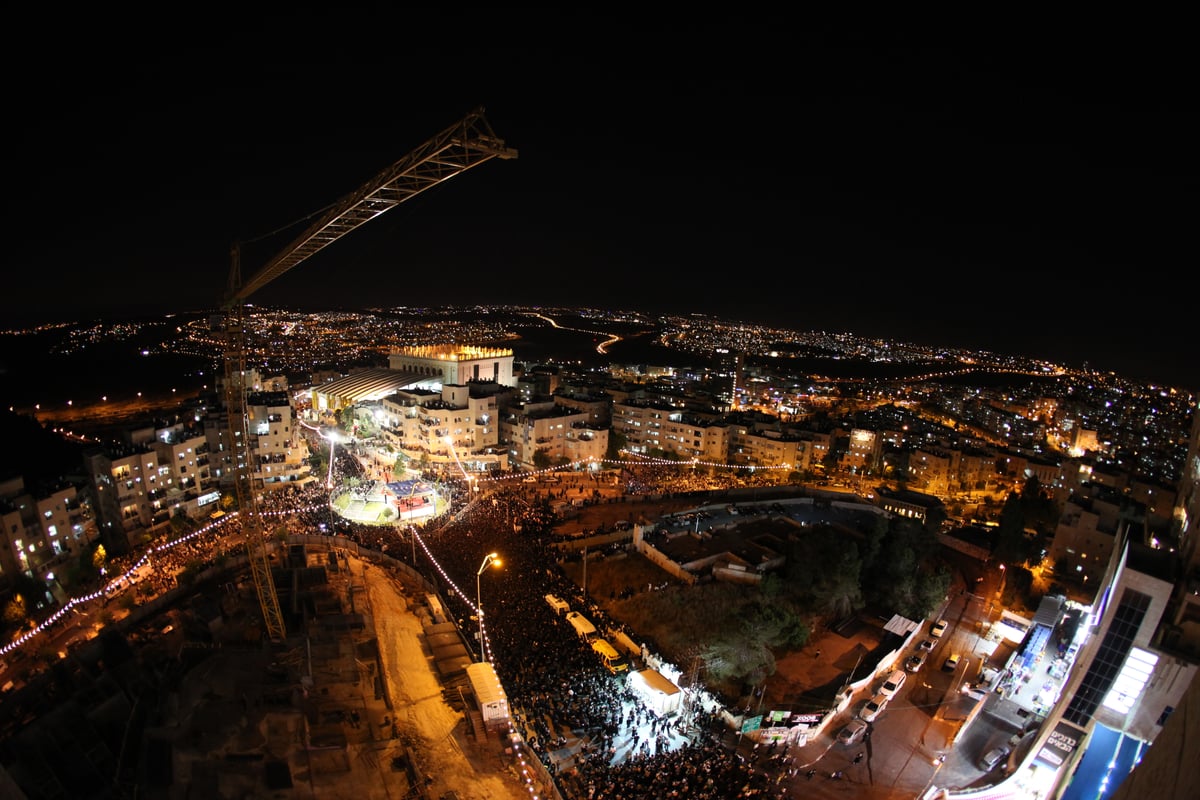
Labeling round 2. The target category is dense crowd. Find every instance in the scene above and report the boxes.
[59,441,794,799]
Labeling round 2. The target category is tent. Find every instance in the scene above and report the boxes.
[629,668,682,717]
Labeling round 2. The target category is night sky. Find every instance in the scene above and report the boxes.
[8,14,1196,391]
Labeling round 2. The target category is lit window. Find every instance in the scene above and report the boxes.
[1103,648,1158,714]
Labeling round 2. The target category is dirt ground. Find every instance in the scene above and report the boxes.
[555,500,886,714]
[362,559,538,800]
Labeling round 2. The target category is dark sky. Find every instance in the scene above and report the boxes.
[8,13,1197,390]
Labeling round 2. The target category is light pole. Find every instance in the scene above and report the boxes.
[476,552,501,662]
[997,563,1007,606]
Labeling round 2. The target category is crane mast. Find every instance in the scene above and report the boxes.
[222,107,516,642]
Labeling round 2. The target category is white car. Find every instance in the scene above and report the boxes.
[980,745,1011,771]
[859,693,889,723]
[837,718,869,746]
[879,669,907,699]
[931,619,948,638]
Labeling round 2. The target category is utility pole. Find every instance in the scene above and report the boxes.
[841,652,865,702]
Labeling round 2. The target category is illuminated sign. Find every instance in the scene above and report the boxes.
[1036,720,1086,768]
[789,712,825,726]
[197,491,221,507]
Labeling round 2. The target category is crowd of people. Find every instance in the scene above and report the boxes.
[56,439,803,799]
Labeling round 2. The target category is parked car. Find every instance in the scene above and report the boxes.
[931,619,948,638]
[979,745,1011,771]
[837,718,869,746]
[879,669,907,698]
[859,693,889,723]
[943,653,962,672]
[919,638,936,651]
[905,651,927,672]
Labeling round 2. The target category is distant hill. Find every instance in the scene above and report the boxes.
[0,409,86,491]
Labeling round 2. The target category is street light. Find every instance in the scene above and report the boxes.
[476,552,501,661]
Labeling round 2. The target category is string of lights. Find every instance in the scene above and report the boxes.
[4,447,787,660]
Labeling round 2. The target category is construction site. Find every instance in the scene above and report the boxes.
[0,538,541,800]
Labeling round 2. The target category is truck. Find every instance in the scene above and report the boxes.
[466,661,510,732]
[566,611,597,641]
[607,629,642,662]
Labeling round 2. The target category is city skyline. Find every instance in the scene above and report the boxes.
[7,14,1196,391]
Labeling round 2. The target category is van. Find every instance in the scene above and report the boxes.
[979,746,1010,771]
[591,638,629,673]
[544,594,570,616]
[565,611,597,640]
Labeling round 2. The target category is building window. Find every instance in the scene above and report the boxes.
[1063,588,1150,727]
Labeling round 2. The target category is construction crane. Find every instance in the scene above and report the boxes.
[221,107,516,642]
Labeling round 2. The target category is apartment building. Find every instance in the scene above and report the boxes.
[244,391,312,491]
[611,400,727,461]
[377,382,510,472]
[80,422,221,554]
[1048,488,1146,588]
[1030,535,1196,800]
[909,447,959,494]
[500,402,607,467]
[0,477,95,582]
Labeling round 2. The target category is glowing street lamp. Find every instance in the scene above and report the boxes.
[323,429,343,490]
[476,551,501,661]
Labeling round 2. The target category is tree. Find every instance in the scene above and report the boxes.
[93,543,109,571]
[606,429,627,460]
[2,594,27,627]
[912,566,952,619]
[786,527,864,619]
[993,492,1027,566]
[67,545,101,588]
[1019,476,1059,543]
[923,504,948,535]
[12,572,49,612]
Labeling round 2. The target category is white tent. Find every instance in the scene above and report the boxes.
[628,668,682,717]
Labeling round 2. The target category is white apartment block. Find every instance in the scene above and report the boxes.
[729,427,816,474]
[501,404,606,467]
[245,392,312,491]
[377,384,509,472]
[0,478,95,581]
[909,447,958,494]
[611,401,726,461]
[1048,498,1124,587]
